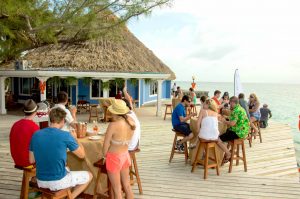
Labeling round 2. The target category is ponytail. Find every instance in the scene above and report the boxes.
[120,115,136,130]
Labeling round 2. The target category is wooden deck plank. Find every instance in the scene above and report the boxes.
[0,106,299,199]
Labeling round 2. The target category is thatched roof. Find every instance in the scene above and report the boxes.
[1,28,175,80]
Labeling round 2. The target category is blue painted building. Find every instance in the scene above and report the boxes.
[0,28,175,115]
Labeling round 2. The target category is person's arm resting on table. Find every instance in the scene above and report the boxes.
[69,132,85,159]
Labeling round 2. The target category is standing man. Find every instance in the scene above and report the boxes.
[10,99,39,168]
[29,108,92,197]
[172,95,196,151]
[53,91,77,131]
[220,96,250,142]
[172,83,177,96]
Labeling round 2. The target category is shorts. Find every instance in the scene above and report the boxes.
[219,129,239,142]
[250,112,261,121]
[173,123,192,136]
[37,170,90,191]
[106,151,131,173]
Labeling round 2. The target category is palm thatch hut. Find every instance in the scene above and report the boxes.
[0,27,175,115]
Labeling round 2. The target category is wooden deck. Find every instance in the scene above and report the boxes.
[1,106,299,198]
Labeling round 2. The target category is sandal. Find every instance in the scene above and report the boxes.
[222,154,231,165]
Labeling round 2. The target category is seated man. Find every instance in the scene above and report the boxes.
[29,108,92,197]
[260,104,272,128]
[10,99,39,168]
[53,91,77,131]
[220,96,250,142]
[172,95,196,151]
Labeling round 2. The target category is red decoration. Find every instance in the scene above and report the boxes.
[191,82,196,89]
[39,81,46,94]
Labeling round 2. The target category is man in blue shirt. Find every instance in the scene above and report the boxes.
[29,108,92,197]
[172,95,196,150]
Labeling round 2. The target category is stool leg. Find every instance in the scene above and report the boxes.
[204,143,209,179]
[236,144,240,166]
[66,189,72,199]
[191,142,201,172]
[93,169,102,199]
[20,172,26,199]
[242,141,247,172]
[129,164,134,185]
[258,127,262,143]
[169,134,177,163]
[184,142,188,164]
[164,106,167,120]
[228,142,235,173]
[214,145,220,176]
[22,171,29,199]
[132,154,143,194]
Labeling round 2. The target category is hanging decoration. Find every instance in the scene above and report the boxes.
[39,81,46,94]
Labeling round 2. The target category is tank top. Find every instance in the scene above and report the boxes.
[198,111,219,140]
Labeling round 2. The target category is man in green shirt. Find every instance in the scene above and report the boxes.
[220,96,250,141]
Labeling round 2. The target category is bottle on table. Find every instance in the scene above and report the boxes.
[93,120,99,133]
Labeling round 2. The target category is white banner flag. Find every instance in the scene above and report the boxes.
[234,69,243,96]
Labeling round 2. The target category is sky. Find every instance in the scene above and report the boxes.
[127,0,300,84]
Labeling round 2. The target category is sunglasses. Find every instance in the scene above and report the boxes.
[250,96,254,98]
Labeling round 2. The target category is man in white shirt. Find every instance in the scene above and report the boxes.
[122,89,141,151]
[53,91,77,131]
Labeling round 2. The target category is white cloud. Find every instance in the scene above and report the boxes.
[128,0,300,83]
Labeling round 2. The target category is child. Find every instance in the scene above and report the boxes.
[260,104,272,128]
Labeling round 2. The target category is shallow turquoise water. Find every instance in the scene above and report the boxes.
[176,81,300,167]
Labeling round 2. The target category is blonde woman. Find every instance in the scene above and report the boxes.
[248,93,261,133]
[190,99,231,162]
[103,100,135,199]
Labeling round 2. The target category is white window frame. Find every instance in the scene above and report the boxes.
[90,79,102,99]
[149,81,158,97]
[18,77,33,96]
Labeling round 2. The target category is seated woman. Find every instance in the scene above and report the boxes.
[220,91,230,109]
[103,100,135,199]
[190,99,231,162]
[248,93,261,133]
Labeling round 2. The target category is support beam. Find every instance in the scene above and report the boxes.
[138,79,141,108]
[37,77,49,102]
[156,80,163,117]
[0,77,7,114]
[102,79,110,98]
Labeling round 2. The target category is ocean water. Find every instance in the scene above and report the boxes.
[175,81,300,167]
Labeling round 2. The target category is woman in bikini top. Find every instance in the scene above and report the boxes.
[103,100,135,199]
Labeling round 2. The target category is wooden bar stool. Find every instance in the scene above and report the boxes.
[15,165,36,199]
[227,138,247,173]
[93,159,112,199]
[89,104,99,123]
[191,139,220,179]
[252,121,262,143]
[29,181,72,199]
[129,148,143,194]
[164,104,172,120]
[169,129,189,164]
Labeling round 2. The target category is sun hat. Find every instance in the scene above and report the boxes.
[23,99,38,113]
[108,99,130,115]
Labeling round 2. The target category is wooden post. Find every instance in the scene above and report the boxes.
[0,77,7,114]
[156,80,163,116]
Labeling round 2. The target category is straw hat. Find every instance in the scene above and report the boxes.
[23,99,38,113]
[108,99,130,115]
